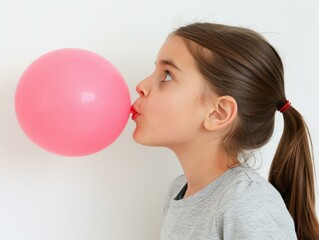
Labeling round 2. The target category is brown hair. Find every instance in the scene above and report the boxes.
[174,22,319,240]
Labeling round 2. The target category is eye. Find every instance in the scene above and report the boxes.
[163,71,173,82]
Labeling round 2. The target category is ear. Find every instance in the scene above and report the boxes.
[204,96,238,131]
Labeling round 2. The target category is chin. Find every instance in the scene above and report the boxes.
[132,134,164,147]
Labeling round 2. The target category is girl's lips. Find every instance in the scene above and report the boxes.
[131,106,139,120]
[130,105,138,114]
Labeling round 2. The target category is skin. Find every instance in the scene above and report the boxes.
[132,35,238,198]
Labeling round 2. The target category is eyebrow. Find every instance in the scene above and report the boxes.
[155,59,181,71]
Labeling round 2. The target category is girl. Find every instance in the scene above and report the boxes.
[131,22,319,240]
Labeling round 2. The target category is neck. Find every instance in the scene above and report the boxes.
[170,141,238,198]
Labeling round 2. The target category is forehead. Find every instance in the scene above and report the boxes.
[156,35,196,69]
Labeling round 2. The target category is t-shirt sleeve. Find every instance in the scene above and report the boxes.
[216,180,297,240]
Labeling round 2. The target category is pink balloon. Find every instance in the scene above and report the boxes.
[15,48,131,156]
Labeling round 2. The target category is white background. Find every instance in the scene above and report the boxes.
[0,0,318,239]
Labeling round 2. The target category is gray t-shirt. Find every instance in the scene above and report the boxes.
[161,165,297,240]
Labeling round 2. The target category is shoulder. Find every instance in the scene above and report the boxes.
[219,166,282,203]
[216,166,297,239]
[217,166,289,217]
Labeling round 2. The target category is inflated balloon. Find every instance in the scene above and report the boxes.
[15,48,131,156]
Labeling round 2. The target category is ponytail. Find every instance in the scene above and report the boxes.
[269,106,319,240]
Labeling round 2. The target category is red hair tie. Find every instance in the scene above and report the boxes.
[278,100,291,113]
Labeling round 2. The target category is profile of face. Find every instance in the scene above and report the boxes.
[131,35,216,149]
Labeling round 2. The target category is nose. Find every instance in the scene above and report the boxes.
[136,78,150,97]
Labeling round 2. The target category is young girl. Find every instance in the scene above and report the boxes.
[131,22,319,240]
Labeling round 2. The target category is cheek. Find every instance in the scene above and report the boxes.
[132,100,178,144]
[149,96,204,134]
[133,88,206,145]
[149,94,184,118]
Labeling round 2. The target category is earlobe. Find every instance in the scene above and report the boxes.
[204,96,238,131]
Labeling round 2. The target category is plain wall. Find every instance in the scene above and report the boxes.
[1,0,318,239]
